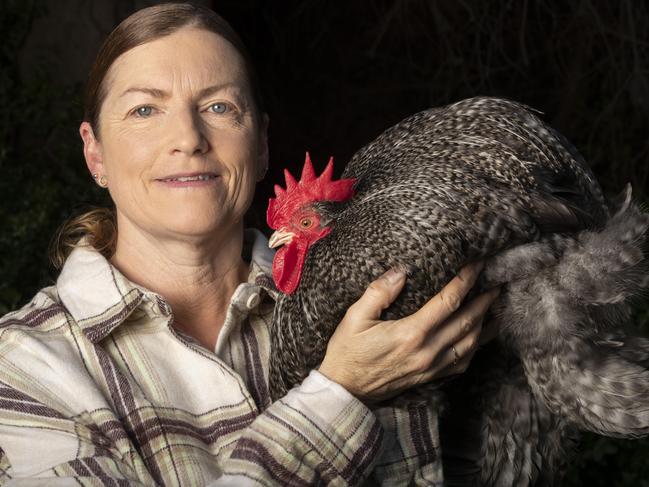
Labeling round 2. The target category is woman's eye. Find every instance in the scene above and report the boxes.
[134,106,153,117]
[208,102,229,114]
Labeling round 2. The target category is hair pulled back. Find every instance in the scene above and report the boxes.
[51,3,263,268]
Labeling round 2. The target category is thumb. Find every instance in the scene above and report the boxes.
[343,269,406,329]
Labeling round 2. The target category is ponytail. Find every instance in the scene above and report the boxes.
[49,207,117,269]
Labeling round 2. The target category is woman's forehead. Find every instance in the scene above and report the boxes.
[104,27,249,97]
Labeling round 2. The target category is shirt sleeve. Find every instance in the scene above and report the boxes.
[368,402,444,486]
[0,370,384,487]
[212,370,385,486]
[0,445,150,486]
[0,369,439,487]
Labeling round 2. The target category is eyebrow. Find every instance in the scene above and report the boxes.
[119,87,169,99]
[119,83,240,99]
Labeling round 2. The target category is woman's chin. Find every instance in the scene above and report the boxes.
[162,220,220,239]
[158,213,236,241]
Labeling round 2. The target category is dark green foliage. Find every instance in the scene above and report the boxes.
[0,1,110,314]
[1,1,649,484]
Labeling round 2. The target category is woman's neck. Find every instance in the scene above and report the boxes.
[110,218,249,351]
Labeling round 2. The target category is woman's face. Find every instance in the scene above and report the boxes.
[80,27,267,242]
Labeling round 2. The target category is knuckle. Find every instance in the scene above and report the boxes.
[400,326,425,350]
[367,279,385,293]
[343,302,361,321]
[465,336,479,354]
[442,291,462,314]
[460,317,474,334]
[366,281,390,305]
[411,353,431,373]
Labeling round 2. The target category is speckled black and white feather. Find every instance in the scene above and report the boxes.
[268,97,649,486]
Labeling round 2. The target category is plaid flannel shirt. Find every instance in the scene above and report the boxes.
[0,230,443,486]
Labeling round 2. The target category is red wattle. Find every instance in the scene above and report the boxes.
[272,241,307,295]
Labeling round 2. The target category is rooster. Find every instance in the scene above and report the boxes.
[265,97,649,485]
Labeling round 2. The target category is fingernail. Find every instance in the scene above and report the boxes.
[383,268,405,284]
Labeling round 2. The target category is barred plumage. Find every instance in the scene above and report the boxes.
[268,97,649,486]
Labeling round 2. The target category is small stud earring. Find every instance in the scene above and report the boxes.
[98,175,108,187]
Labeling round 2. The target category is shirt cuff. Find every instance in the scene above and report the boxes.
[288,369,361,422]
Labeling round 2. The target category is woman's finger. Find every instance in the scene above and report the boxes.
[424,286,499,355]
[435,323,483,378]
[406,317,483,386]
[403,261,484,331]
[344,268,406,326]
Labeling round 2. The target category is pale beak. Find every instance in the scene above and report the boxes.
[268,229,295,249]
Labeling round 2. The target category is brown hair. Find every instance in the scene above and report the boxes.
[51,2,264,268]
[49,207,117,269]
[84,2,264,134]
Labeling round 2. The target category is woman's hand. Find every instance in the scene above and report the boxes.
[317,263,500,402]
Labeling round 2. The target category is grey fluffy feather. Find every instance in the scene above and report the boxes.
[268,97,649,486]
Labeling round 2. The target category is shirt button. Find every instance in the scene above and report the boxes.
[246,292,261,309]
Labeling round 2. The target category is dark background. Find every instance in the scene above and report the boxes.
[1,1,648,484]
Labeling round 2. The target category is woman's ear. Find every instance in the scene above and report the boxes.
[256,114,269,182]
[79,121,105,183]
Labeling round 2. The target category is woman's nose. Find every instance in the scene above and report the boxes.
[170,109,209,156]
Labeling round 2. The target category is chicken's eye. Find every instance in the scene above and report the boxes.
[300,218,313,228]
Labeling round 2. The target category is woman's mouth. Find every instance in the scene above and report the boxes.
[156,173,220,187]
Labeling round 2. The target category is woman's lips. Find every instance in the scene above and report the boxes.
[155,173,220,187]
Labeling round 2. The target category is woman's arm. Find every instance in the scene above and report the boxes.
[0,265,495,486]
[212,370,383,486]
[211,264,499,486]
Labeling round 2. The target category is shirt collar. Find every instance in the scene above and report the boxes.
[245,229,280,300]
[56,229,277,343]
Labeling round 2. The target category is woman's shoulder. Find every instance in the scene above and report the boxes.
[0,285,72,344]
[0,285,100,411]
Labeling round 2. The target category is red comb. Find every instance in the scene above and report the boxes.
[267,153,356,230]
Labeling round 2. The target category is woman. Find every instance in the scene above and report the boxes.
[0,4,498,485]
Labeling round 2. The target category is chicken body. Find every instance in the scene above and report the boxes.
[268,97,649,485]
